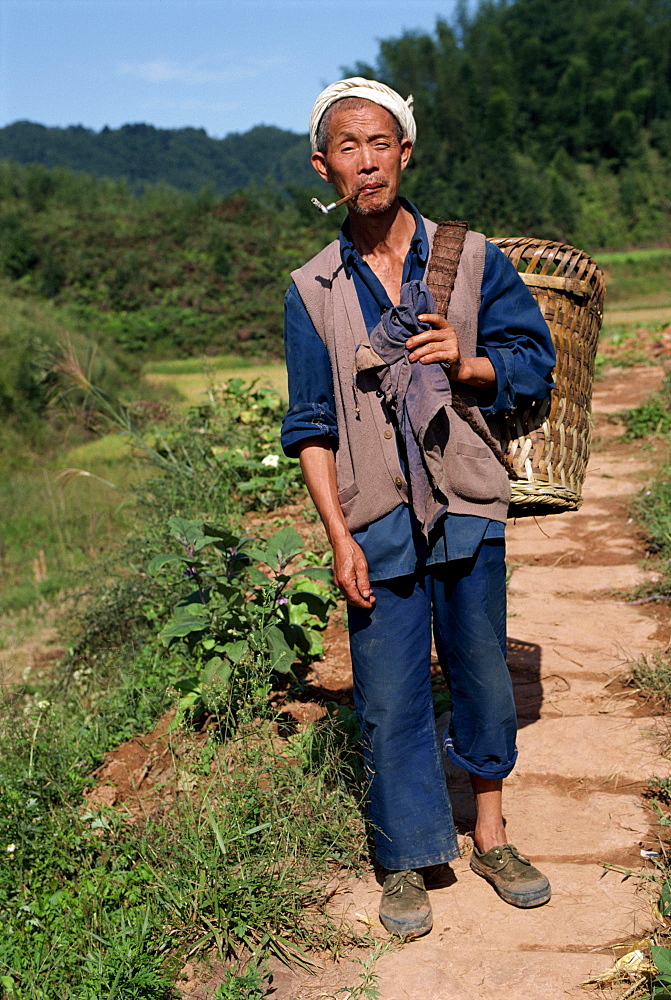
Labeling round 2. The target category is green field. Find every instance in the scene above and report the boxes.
[143,354,288,403]
[599,246,671,312]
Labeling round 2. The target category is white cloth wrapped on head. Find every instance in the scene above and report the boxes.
[309,76,416,152]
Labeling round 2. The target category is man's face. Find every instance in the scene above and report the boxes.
[311,101,413,216]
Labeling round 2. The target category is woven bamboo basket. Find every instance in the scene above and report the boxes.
[488,237,605,518]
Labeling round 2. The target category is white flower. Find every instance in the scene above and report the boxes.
[261,454,280,468]
[6,844,16,853]
[36,700,50,711]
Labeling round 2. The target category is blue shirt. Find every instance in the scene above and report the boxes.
[282,200,555,580]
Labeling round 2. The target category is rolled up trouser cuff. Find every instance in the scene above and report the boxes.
[375,843,461,871]
[443,734,518,781]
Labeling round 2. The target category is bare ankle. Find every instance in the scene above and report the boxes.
[474,826,507,854]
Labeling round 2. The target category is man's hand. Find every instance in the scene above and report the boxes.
[408,313,497,386]
[407,313,460,368]
[297,438,376,610]
[332,534,376,609]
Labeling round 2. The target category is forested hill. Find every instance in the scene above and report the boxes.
[1,0,670,248]
[346,0,671,246]
[0,121,318,196]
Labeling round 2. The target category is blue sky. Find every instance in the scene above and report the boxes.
[0,0,465,138]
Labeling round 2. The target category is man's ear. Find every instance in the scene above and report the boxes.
[311,151,331,184]
[400,139,413,172]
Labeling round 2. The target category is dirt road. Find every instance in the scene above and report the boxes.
[264,365,669,1000]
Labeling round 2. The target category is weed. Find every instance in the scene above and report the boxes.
[622,376,671,440]
[632,654,671,709]
[0,371,368,995]
[213,963,270,998]
[335,941,395,1000]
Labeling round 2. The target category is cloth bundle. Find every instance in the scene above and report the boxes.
[355,280,454,536]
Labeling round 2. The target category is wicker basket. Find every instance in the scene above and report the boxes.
[488,237,605,518]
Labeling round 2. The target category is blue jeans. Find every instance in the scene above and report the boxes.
[347,536,517,871]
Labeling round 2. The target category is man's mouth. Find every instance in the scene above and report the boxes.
[358,181,388,194]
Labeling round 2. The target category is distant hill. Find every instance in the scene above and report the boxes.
[0,121,321,195]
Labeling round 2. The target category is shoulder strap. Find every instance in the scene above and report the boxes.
[425,220,518,481]
[424,220,469,316]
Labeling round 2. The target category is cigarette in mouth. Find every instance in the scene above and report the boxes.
[311,190,359,215]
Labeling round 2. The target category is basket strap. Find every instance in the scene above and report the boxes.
[424,220,468,315]
[424,220,519,481]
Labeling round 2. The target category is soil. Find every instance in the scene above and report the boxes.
[4,363,671,999]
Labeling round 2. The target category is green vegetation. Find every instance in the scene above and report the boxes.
[2,0,671,261]
[1,2,670,993]
[599,250,671,310]
[0,162,338,360]
[1,155,668,373]
[347,0,671,249]
[622,376,671,441]
[0,122,321,197]
[0,379,367,998]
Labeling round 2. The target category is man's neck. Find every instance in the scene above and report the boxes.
[347,198,415,261]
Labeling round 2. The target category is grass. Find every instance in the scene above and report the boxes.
[6,243,671,998]
[143,354,280,375]
[0,695,366,999]
[594,320,671,374]
[0,435,142,614]
[599,248,671,311]
[610,354,671,999]
[596,249,671,266]
[142,360,288,405]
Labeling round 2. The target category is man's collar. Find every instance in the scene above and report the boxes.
[339,198,429,275]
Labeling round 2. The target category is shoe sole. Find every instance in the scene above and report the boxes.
[470,860,551,908]
[379,912,433,939]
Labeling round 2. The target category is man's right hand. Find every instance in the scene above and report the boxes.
[296,438,375,610]
[332,535,376,609]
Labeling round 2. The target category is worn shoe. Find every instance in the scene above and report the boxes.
[379,869,433,938]
[470,844,551,908]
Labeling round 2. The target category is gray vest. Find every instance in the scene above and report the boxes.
[292,218,510,532]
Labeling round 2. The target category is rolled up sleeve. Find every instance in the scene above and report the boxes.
[477,242,556,415]
[281,283,339,457]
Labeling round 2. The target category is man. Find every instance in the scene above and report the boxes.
[281,77,555,938]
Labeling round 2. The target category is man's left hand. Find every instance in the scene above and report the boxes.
[408,313,497,387]
[407,313,460,369]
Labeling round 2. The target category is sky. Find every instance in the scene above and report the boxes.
[0,0,466,139]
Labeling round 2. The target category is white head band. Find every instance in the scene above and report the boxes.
[309,76,416,153]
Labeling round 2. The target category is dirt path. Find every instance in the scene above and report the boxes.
[264,365,669,1000]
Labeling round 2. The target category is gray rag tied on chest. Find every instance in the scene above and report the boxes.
[355,279,456,537]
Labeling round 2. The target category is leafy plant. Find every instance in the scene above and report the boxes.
[149,519,334,725]
[650,944,671,998]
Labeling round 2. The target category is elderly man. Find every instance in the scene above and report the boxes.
[281,78,555,938]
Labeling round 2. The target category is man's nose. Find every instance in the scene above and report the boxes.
[358,145,378,171]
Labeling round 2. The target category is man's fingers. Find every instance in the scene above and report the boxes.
[334,548,375,608]
[417,312,447,326]
[337,574,375,608]
[354,556,374,603]
[408,343,457,365]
